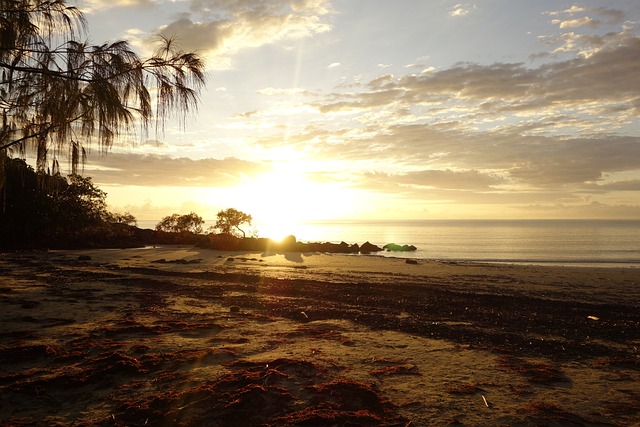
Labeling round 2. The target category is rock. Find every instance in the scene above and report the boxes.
[384,243,418,252]
[227,257,235,262]
[229,306,241,313]
[151,258,167,263]
[279,235,297,250]
[406,259,418,265]
[77,255,92,261]
[360,241,383,254]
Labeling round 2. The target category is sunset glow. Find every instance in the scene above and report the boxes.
[45,1,640,225]
[228,164,367,239]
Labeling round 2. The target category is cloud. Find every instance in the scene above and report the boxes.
[84,153,270,187]
[253,27,640,202]
[79,0,155,12]
[352,171,585,208]
[507,139,639,187]
[585,179,640,192]
[593,7,626,24]
[140,139,168,148]
[398,169,506,189]
[552,17,598,29]
[545,5,628,30]
[361,169,505,192]
[539,23,639,58]
[286,123,640,189]
[133,0,333,66]
[310,34,640,126]
[152,17,231,54]
[449,4,475,17]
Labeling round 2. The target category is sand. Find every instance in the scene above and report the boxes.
[0,245,639,426]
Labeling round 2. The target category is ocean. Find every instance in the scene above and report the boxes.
[136,219,640,268]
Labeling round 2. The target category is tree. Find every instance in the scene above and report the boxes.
[53,174,109,231]
[107,211,137,227]
[0,0,205,179]
[0,157,137,247]
[156,212,204,234]
[214,208,252,238]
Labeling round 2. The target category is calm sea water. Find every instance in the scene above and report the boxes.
[137,219,640,268]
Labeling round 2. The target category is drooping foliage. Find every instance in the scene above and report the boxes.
[0,157,137,247]
[0,0,205,175]
[0,0,205,246]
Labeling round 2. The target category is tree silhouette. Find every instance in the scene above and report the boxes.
[0,0,205,179]
[156,212,204,234]
[214,208,252,238]
[0,157,137,247]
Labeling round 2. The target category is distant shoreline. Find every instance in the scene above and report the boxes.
[5,217,638,268]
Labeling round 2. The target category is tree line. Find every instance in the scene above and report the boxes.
[155,208,253,238]
[0,157,137,247]
[0,157,254,248]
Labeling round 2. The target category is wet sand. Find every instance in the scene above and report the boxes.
[1,246,639,426]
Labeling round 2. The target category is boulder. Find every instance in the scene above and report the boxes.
[280,235,297,250]
[359,241,383,254]
[337,241,353,253]
[383,243,417,252]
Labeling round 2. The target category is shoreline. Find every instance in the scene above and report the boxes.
[49,245,640,304]
[55,242,640,267]
[372,251,640,269]
[1,246,639,425]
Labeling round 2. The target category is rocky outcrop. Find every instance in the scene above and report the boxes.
[383,243,418,252]
[360,241,382,254]
[199,234,392,254]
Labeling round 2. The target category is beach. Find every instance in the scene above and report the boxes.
[1,246,639,426]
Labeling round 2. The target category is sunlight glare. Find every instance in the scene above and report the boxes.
[230,164,360,240]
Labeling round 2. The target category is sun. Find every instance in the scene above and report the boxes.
[229,164,361,241]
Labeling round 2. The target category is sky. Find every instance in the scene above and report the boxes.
[64,0,640,231]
